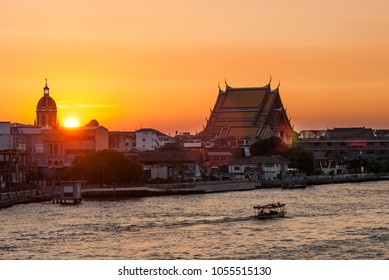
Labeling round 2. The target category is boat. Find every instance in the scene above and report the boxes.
[253,202,286,219]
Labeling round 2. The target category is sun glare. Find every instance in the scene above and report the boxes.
[64,118,80,128]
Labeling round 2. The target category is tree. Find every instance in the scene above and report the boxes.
[250,137,315,175]
[379,158,389,173]
[70,149,145,184]
[250,136,287,156]
[294,150,315,175]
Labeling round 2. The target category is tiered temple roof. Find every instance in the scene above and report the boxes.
[197,81,294,144]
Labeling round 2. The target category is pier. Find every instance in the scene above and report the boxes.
[52,181,82,204]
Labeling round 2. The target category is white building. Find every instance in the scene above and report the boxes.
[135,128,175,150]
[228,155,290,180]
[137,150,203,181]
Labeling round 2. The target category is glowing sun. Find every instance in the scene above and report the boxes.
[64,118,80,128]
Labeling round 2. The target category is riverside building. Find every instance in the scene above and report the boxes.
[298,127,389,174]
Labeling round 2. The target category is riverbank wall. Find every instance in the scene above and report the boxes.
[0,189,53,210]
[81,180,258,198]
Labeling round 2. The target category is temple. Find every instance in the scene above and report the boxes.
[197,80,295,146]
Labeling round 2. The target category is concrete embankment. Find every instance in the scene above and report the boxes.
[81,181,258,198]
[306,173,389,186]
[255,173,389,188]
[0,195,52,209]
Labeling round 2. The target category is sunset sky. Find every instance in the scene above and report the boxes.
[1,0,389,134]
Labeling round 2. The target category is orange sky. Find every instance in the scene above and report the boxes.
[1,0,389,135]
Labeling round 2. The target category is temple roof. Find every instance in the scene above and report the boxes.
[197,81,294,141]
[325,127,375,140]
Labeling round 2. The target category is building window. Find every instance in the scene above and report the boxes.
[41,115,46,126]
[234,166,240,171]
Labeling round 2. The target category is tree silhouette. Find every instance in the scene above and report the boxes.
[250,137,315,175]
[250,136,288,156]
[71,149,145,184]
[293,150,315,175]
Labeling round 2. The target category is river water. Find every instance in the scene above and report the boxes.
[0,181,388,260]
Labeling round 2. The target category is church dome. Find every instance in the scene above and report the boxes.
[36,83,57,112]
[36,95,57,112]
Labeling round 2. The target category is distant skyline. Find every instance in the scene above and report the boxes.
[1,0,389,135]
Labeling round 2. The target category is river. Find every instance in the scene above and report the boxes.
[0,181,388,259]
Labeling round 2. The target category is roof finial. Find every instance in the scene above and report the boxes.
[218,81,225,94]
[269,75,272,85]
[224,78,231,90]
[43,78,50,95]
